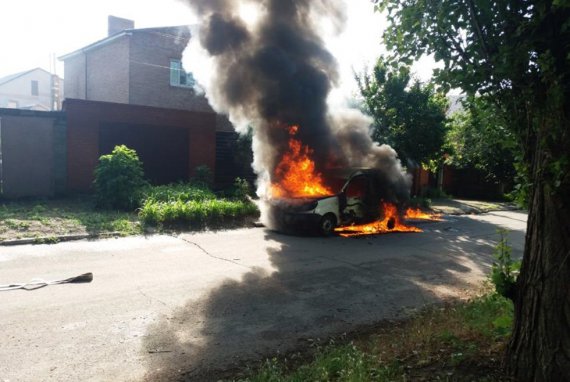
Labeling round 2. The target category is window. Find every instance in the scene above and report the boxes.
[169,59,195,88]
[346,176,368,198]
[31,80,39,96]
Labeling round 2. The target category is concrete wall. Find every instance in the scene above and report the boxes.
[65,99,216,192]
[0,109,66,198]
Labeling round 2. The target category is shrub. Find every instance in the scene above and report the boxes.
[191,165,214,188]
[94,145,148,210]
[490,229,521,300]
[231,177,253,201]
[421,187,451,199]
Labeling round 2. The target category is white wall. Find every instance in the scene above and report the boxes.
[0,69,62,110]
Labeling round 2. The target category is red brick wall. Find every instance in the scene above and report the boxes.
[64,99,216,192]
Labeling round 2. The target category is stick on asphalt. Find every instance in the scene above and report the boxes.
[0,272,93,291]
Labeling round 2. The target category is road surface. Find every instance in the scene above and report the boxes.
[0,211,526,381]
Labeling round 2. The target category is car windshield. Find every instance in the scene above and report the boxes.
[326,176,349,194]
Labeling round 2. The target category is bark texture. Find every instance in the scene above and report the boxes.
[507,127,570,381]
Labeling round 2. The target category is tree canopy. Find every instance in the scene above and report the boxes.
[357,58,448,167]
[445,96,518,188]
[373,0,570,379]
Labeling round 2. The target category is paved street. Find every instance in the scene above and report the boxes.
[0,211,526,382]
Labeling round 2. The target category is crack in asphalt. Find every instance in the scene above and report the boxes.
[174,236,252,270]
[137,287,169,308]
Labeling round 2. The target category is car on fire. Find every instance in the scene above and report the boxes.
[270,168,409,236]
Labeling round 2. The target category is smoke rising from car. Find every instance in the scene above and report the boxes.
[181,0,411,226]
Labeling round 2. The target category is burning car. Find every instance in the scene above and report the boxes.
[269,168,409,236]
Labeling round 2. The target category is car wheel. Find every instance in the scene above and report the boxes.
[319,214,337,237]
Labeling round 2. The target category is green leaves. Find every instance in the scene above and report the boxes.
[445,95,518,185]
[490,229,520,300]
[357,57,448,166]
[94,145,149,211]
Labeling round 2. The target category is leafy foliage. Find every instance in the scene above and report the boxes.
[373,1,570,377]
[491,229,521,300]
[94,145,148,210]
[375,0,570,193]
[191,165,214,188]
[357,58,448,165]
[446,96,519,186]
[231,177,253,201]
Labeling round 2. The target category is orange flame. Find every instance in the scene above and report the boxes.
[404,207,442,221]
[335,203,424,238]
[271,126,333,198]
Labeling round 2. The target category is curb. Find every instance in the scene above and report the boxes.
[0,232,124,246]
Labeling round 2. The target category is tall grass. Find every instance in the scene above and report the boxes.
[139,183,259,227]
[142,183,216,203]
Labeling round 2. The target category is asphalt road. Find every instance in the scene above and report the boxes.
[0,211,527,382]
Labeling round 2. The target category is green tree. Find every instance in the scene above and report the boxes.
[446,96,519,191]
[374,0,570,379]
[357,58,448,166]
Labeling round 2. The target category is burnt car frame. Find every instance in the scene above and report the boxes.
[270,169,409,236]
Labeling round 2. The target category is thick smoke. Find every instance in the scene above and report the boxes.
[182,0,411,217]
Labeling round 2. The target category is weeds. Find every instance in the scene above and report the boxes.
[490,229,520,300]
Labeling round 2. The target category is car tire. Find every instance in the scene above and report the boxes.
[319,214,337,237]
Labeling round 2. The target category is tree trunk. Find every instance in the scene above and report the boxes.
[507,144,570,380]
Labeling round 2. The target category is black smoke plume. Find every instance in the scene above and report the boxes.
[182,0,410,221]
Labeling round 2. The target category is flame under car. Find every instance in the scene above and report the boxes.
[269,169,408,236]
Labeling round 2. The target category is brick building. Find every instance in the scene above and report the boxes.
[55,16,247,192]
[60,16,214,116]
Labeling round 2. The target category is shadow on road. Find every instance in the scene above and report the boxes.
[141,214,525,381]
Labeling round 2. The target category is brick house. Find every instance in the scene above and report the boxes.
[60,17,215,114]
[58,16,245,192]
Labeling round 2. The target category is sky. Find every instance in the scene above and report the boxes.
[0,0,436,98]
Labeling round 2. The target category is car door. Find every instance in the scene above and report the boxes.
[342,175,369,222]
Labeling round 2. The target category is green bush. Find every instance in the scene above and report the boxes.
[191,165,214,188]
[421,187,451,199]
[231,177,253,201]
[490,229,520,300]
[94,145,148,210]
[409,196,432,209]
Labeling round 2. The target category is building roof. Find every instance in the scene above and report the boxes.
[59,25,192,61]
[0,67,53,86]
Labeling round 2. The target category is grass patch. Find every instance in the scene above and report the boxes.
[0,197,142,241]
[139,198,259,228]
[0,183,260,242]
[139,183,259,229]
[231,291,513,382]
